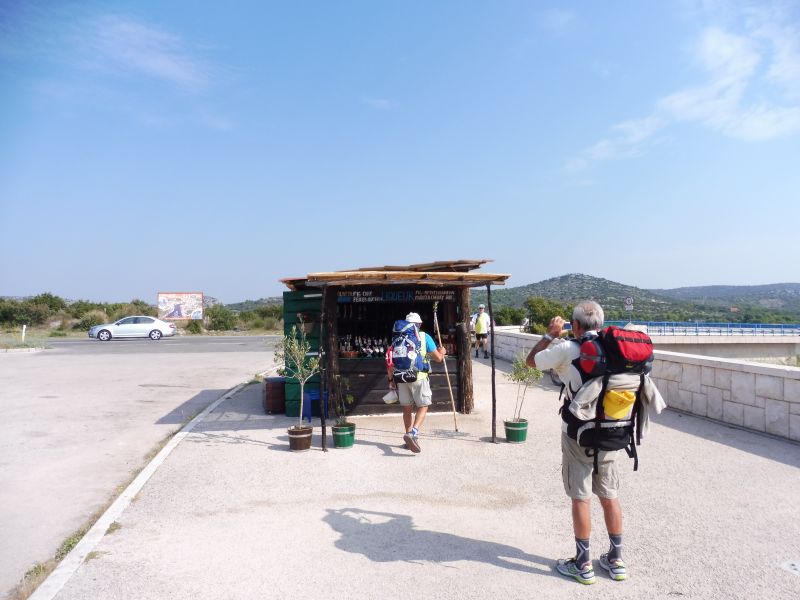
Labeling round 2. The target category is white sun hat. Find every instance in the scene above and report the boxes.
[405,312,422,324]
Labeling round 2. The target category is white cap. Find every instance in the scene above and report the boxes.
[479,304,485,309]
[405,312,422,324]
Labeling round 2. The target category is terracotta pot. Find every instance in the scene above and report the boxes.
[288,425,313,452]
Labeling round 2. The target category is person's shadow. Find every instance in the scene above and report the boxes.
[323,508,556,576]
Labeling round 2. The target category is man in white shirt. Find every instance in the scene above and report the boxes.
[525,300,628,585]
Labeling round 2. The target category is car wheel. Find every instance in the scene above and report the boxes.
[149,330,162,340]
[98,330,112,342]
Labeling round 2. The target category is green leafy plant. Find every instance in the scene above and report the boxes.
[185,320,203,334]
[274,318,320,429]
[332,375,354,426]
[206,304,237,330]
[74,310,108,330]
[504,354,543,422]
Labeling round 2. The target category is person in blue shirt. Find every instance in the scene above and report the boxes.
[387,312,446,453]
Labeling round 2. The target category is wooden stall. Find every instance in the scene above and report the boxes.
[281,260,509,419]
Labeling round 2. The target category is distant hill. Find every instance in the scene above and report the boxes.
[471,273,675,312]
[225,297,282,313]
[652,283,800,312]
[471,274,800,322]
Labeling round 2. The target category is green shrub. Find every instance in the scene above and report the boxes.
[108,301,156,321]
[530,322,547,335]
[49,330,67,337]
[249,317,265,329]
[185,320,203,334]
[494,306,527,325]
[238,311,256,323]
[255,304,282,320]
[75,310,108,330]
[206,305,236,331]
[68,300,104,318]
[0,300,51,326]
[262,317,278,330]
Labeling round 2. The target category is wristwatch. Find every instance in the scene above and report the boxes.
[542,334,553,342]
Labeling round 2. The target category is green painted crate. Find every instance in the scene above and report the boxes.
[285,399,300,418]
[284,380,322,401]
[284,398,323,418]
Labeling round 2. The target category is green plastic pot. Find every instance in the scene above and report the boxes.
[504,419,528,443]
[332,422,356,449]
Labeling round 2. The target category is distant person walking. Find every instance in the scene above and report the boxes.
[471,304,492,359]
[386,312,446,453]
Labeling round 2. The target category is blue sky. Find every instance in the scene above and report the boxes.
[1,0,798,303]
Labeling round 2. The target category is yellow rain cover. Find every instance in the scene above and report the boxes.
[603,389,636,419]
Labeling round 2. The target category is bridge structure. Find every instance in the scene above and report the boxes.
[601,321,800,360]
[606,320,800,336]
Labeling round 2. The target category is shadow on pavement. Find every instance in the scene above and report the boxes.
[155,388,228,424]
[323,508,557,577]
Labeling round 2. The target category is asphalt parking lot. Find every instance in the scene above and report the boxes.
[0,336,273,598]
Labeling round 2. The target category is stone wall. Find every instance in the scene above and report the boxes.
[490,330,800,442]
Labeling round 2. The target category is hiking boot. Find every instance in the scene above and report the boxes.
[555,558,596,585]
[403,433,421,453]
[599,553,628,581]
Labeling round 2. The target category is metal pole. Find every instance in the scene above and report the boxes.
[487,284,497,443]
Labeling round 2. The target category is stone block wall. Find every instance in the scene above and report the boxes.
[650,351,800,441]
[490,330,800,442]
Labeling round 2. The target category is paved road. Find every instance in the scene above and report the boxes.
[45,334,278,355]
[0,336,274,598]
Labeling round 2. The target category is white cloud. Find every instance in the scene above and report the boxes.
[571,1,800,168]
[84,15,210,90]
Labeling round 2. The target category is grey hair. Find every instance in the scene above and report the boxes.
[572,300,604,331]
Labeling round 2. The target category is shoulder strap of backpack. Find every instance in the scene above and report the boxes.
[588,372,612,475]
[623,373,646,471]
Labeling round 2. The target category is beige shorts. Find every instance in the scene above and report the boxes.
[561,433,621,500]
[397,377,432,408]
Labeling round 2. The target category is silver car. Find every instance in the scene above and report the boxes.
[88,316,177,341]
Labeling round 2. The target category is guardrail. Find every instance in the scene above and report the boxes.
[606,321,800,336]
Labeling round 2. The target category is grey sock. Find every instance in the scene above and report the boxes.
[608,533,623,562]
[575,538,590,568]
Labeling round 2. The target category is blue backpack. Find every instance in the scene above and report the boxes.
[390,320,425,383]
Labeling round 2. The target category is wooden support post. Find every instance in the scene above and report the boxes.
[488,283,497,443]
[324,286,340,443]
[456,287,473,414]
[319,286,327,451]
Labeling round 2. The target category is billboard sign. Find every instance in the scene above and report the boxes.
[158,292,204,320]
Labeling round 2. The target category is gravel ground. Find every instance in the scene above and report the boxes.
[48,359,800,600]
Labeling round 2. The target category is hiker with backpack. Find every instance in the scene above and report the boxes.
[525,300,666,585]
[385,312,446,453]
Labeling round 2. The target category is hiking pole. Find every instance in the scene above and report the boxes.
[433,301,459,432]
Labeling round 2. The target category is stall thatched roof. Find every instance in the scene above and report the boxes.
[281,259,509,290]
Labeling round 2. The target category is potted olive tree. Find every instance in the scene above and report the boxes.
[275,321,320,452]
[503,354,542,443]
[331,375,356,449]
